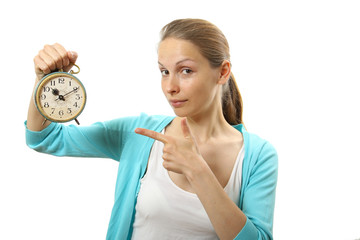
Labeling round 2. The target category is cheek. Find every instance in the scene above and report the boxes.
[191,75,216,94]
[194,80,220,103]
[161,79,167,94]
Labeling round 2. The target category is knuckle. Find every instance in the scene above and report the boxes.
[56,58,63,65]
[162,161,168,169]
[54,42,64,49]
[59,49,67,58]
[48,61,56,70]
[163,145,170,152]
[148,131,157,139]
[43,68,51,75]
[166,136,174,143]
[151,131,158,138]
[163,143,174,153]
[43,44,51,50]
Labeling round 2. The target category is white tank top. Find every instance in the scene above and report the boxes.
[132,137,244,240]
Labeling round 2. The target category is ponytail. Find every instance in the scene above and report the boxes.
[222,73,243,125]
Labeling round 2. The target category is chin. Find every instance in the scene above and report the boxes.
[172,107,201,119]
[172,110,186,117]
[172,108,189,118]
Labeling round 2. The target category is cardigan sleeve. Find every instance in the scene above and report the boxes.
[25,114,174,162]
[235,140,278,240]
[24,119,126,161]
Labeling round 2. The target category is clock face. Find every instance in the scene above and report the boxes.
[34,72,86,123]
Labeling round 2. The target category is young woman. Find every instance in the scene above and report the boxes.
[26,19,278,240]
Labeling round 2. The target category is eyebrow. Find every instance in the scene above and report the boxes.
[158,58,195,67]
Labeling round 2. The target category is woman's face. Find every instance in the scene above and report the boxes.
[158,38,223,118]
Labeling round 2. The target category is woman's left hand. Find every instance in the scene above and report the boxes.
[135,118,205,176]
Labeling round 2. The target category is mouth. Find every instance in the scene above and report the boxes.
[169,99,188,108]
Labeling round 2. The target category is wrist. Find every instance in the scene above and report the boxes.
[185,158,212,186]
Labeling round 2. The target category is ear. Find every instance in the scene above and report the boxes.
[217,60,231,85]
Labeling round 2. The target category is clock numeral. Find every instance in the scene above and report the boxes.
[59,110,64,116]
[51,108,55,114]
[75,94,80,100]
[50,80,56,86]
[58,78,65,84]
[44,102,49,108]
[67,108,72,114]
[43,87,50,92]
[40,94,46,100]
[73,102,79,108]
[69,81,72,86]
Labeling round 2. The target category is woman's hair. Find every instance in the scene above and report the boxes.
[160,18,244,125]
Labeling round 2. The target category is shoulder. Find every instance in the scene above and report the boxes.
[233,124,277,162]
[245,131,277,157]
[243,130,278,168]
[241,129,278,187]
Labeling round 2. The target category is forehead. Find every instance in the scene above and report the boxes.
[158,38,205,65]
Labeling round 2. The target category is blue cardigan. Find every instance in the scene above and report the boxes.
[25,113,278,239]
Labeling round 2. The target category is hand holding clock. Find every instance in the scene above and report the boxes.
[33,43,78,81]
[30,43,87,127]
[28,43,78,131]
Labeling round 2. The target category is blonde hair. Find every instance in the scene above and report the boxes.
[160,18,244,125]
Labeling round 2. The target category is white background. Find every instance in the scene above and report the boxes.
[1,0,359,239]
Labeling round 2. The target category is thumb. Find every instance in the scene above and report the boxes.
[181,118,200,153]
[181,118,193,140]
[63,51,78,72]
[67,51,78,64]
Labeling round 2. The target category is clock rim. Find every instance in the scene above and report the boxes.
[34,71,87,123]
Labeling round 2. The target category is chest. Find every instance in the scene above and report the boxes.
[132,139,244,239]
[169,141,243,193]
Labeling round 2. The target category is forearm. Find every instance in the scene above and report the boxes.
[27,79,51,131]
[187,164,247,240]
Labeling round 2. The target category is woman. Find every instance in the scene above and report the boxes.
[26,19,278,240]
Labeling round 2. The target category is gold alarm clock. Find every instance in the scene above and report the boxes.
[34,64,86,125]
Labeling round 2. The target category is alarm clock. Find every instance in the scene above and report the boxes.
[34,64,86,125]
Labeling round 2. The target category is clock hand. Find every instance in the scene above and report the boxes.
[55,87,78,101]
[62,87,79,98]
[55,95,65,101]
[51,88,65,101]
[51,88,60,96]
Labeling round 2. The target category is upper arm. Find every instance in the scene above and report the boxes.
[236,141,278,240]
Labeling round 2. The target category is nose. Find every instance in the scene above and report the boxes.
[165,74,180,95]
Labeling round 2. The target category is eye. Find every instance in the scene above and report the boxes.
[182,68,192,74]
[160,69,169,76]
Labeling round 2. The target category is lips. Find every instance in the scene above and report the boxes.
[169,99,187,108]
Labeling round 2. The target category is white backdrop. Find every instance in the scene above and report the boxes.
[1,0,359,239]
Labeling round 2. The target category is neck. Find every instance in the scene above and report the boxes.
[185,103,230,144]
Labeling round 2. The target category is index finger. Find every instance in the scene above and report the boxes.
[135,128,168,143]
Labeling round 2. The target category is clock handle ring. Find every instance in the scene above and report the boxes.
[58,64,80,74]
[69,64,80,74]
